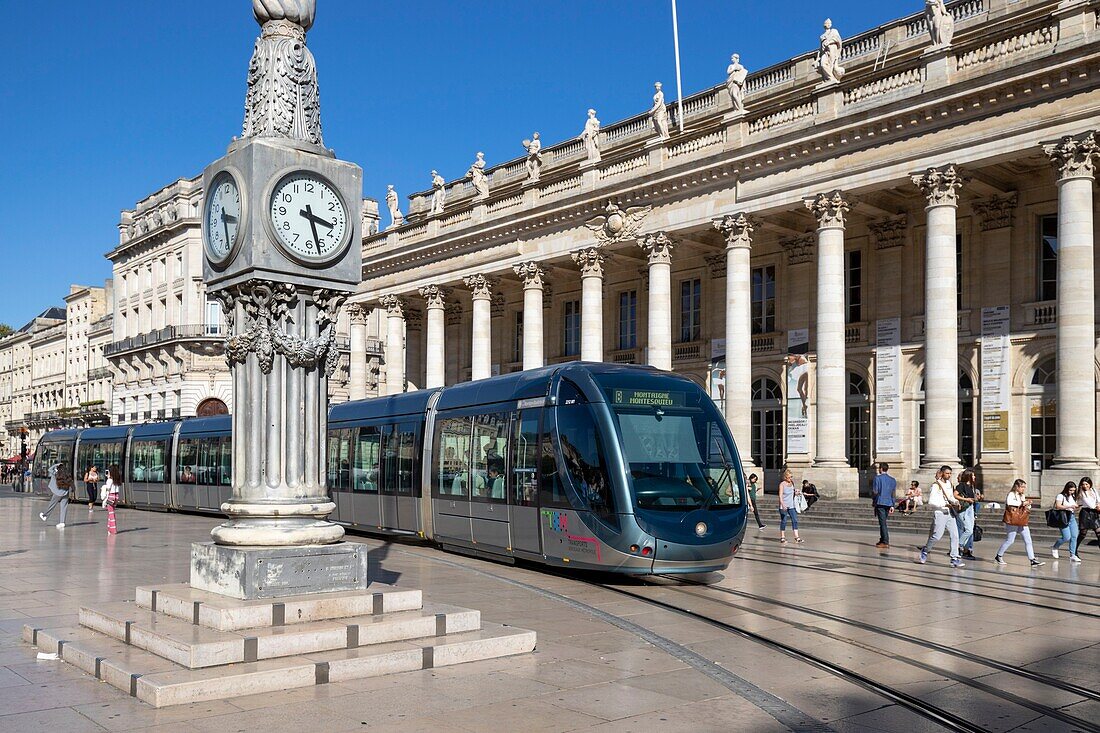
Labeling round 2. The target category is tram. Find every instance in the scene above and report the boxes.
[33,363,747,574]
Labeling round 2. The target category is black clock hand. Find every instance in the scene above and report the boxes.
[301,206,322,251]
[299,206,335,230]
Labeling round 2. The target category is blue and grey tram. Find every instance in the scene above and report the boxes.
[32,363,747,574]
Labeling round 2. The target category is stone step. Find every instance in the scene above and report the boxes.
[79,601,480,669]
[135,583,422,631]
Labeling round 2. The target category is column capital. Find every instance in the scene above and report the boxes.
[463,273,499,300]
[571,247,606,278]
[513,262,547,290]
[417,284,451,309]
[346,302,370,325]
[868,214,908,250]
[712,212,756,249]
[1043,131,1099,181]
[379,294,407,318]
[912,164,968,208]
[637,231,674,265]
[972,193,1018,231]
[804,191,850,229]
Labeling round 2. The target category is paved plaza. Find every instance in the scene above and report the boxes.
[0,490,1096,732]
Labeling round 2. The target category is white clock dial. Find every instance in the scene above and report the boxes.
[205,172,241,264]
[269,172,349,263]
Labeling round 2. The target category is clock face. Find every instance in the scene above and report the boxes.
[269,172,349,264]
[205,172,242,264]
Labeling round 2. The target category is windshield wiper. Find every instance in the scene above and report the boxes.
[703,436,735,509]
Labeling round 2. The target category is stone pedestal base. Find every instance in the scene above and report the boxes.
[190,542,369,600]
[805,465,861,500]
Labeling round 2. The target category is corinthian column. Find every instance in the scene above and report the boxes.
[347,303,369,400]
[380,294,406,395]
[638,233,674,370]
[572,247,606,362]
[1044,132,1100,469]
[513,263,546,370]
[713,214,755,459]
[913,165,966,468]
[805,191,850,468]
[419,285,450,388]
[464,274,497,380]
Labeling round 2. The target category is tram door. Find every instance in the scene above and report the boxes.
[469,412,510,551]
[510,409,542,556]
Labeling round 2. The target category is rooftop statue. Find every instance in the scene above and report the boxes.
[242,0,323,145]
[430,171,446,215]
[386,185,404,228]
[650,82,671,141]
[726,54,747,112]
[925,0,955,48]
[813,18,845,83]
[581,109,601,163]
[523,133,543,183]
[469,152,489,198]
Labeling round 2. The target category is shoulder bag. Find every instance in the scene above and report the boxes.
[1078,507,1098,532]
[794,494,809,513]
[1002,504,1030,527]
[1045,507,1071,529]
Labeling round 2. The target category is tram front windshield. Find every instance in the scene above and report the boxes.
[596,376,743,511]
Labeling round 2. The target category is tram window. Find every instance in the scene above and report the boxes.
[380,425,398,494]
[79,442,121,478]
[353,427,381,494]
[130,440,168,483]
[34,442,73,478]
[183,437,230,487]
[327,429,353,492]
[435,416,476,499]
[471,413,507,503]
[558,379,587,406]
[395,422,418,497]
[512,410,540,507]
[555,404,615,515]
[177,439,199,484]
[539,428,568,508]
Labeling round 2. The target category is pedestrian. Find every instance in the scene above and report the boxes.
[745,473,766,530]
[872,462,897,548]
[898,480,922,514]
[39,463,73,529]
[1075,477,1099,557]
[994,479,1044,567]
[83,465,99,513]
[954,469,982,559]
[778,468,804,544]
[1050,481,1080,562]
[801,480,820,510]
[919,465,964,567]
[105,464,121,536]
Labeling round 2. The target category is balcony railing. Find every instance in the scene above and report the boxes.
[673,341,703,362]
[1024,300,1056,329]
[88,367,112,381]
[21,405,110,429]
[105,324,223,357]
[610,348,639,365]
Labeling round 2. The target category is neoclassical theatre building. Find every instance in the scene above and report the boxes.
[350,0,1098,499]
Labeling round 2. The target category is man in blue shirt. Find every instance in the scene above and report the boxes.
[872,462,897,549]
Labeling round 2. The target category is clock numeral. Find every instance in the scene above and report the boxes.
[282,221,291,230]
[282,192,292,203]
[305,182,315,193]
[328,202,336,212]
[277,206,287,216]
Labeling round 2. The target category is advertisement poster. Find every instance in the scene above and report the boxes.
[874,318,902,455]
[981,306,1011,452]
[786,329,811,454]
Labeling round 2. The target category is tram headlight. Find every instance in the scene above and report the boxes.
[695,522,707,537]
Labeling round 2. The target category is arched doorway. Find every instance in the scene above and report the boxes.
[917,372,977,468]
[847,372,872,494]
[196,398,229,417]
[1028,358,1056,489]
[750,377,783,488]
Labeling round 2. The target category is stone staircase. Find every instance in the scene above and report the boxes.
[23,584,535,707]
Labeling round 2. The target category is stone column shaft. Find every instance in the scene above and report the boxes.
[573,248,606,362]
[348,305,368,401]
[639,233,674,371]
[381,295,406,396]
[420,285,449,389]
[464,275,497,381]
[514,263,546,370]
[714,214,754,457]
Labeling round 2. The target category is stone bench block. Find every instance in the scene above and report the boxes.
[135,658,318,708]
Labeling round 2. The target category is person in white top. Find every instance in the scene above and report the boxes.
[994,479,1044,567]
[919,465,964,567]
[1050,481,1081,562]
[1073,477,1098,558]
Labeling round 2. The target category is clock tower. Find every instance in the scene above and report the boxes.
[192,0,366,596]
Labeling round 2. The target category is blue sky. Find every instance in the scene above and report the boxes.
[0,0,908,328]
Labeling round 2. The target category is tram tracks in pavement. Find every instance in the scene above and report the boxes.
[645,577,1099,731]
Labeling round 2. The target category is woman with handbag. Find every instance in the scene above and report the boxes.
[777,468,804,545]
[39,463,73,529]
[104,465,121,536]
[994,479,1044,567]
[919,465,964,568]
[1050,482,1080,562]
[83,465,99,512]
[1075,477,1099,557]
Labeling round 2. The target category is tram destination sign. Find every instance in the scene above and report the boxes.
[611,389,687,407]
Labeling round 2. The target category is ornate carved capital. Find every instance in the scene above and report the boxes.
[1043,131,1099,181]
[418,284,451,310]
[782,233,816,266]
[637,265,650,287]
[972,193,1018,231]
[704,252,727,278]
[312,288,348,331]
[571,247,606,278]
[712,213,756,249]
[463,274,498,300]
[346,303,370,325]
[868,214,908,250]
[638,232,675,265]
[585,201,652,245]
[804,191,850,229]
[379,294,407,318]
[513,262,547,290]
[444,303,464,326]
[912,165,968,208]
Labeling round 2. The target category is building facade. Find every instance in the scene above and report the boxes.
[350,0,1100,500]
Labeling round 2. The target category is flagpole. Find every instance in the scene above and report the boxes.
[671,0,685,133]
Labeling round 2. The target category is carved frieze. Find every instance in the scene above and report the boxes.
[1043,131,1099,180]
[585,202,652,245]
[445,303,464,326]
[704,252,727,278]
[490,292,506,318]
[869,214,908,249]
[782,233,816,266]
[972,194,1017,231]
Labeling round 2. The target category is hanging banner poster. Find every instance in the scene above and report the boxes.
[874,318,902,455]
[981,306,1011,452]
[786,329,811,454]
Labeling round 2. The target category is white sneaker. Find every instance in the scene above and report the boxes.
[39,512,47,522]
[1052,548,1059,559]
[1070,555,1082,563]
[56,523,65,530]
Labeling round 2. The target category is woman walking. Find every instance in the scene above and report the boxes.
[919,465,964,567]
[745,473,766,530]
[104,465,121,536]
[1076,477,1099,557]
[994,479,1044,567]
[777,468,804,544]
[83,465,99,513]
[1051,481,1080,562]
[954,469,981,559]
[39,463,73,529]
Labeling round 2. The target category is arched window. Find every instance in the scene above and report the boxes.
[752,378,782,401]
[847,372,871,472]
[917,373,976,467]
[196,398,229,418]
[1030,358,1056,471]
[750,377,783,471]
[1032,359,1056,386]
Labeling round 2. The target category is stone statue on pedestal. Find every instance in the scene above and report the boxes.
[813,18,845,83]
[925,0,955,48]
[523,133,543,182]
[726,54,747,111]
[469,152,489,197]
[581,109,601,163]
[386,184,403,228]
[650,82,671,141]
[430,170,446,214]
